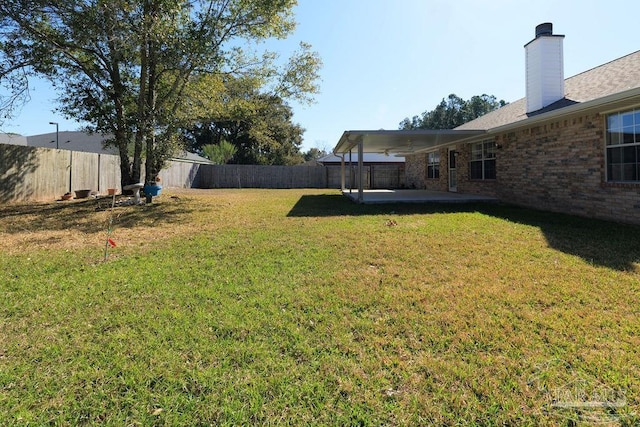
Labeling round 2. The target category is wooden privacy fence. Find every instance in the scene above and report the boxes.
[156,159,201,189]
[0,144,200,203]
[0,143,407,202]
[196,164,405,189]
[0,145,121,203]
[196,164,327,188]
[325,164,405,190]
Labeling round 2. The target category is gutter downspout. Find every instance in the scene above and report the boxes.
[349,150,353,194]
[339,154,345,191]
[357,140,363,203]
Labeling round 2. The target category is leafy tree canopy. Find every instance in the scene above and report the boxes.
[399,94,506,130]
[303,147,327,162]
[0,0,321,186]
[183,78,306,165]
[202,139,237,165]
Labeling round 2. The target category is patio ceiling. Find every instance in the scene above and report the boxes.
[333,129,486,156]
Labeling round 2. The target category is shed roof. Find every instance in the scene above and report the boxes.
[318,152,405,163]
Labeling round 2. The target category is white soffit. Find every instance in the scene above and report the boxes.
[333,129,486,155]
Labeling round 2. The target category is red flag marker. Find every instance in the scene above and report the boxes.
[108,238,116,247]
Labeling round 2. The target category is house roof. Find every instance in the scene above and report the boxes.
[27,131,116,154]
[171,151,213,164]
[24,131,212,163]
[334,49,640,156]
[0,133,27,145]
[456,50,640,131]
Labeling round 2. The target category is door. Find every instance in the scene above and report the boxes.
[448,148,457,192]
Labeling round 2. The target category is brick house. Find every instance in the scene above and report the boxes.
[333,23,640,225]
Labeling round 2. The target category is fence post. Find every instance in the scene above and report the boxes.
[68,151,73,193]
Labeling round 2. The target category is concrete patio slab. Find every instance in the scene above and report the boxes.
[342,189,499,204]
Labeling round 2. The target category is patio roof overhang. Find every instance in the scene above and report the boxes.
[332,129,486,203]
[333,129,487,156]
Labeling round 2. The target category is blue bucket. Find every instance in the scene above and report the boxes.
[143,184,163,197]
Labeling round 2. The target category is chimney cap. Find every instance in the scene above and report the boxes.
[535,22,553,38]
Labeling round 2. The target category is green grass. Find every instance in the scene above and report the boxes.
[1,189,639,425]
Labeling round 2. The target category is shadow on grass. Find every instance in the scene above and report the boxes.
[286,194,467,217]
[287,194,640,271]
[0,196,194,235]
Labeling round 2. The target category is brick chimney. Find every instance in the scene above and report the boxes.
[525,23,565,113]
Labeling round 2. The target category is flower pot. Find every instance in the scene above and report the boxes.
[143,184,162,197]
[61,193,73,201]
[75,189,92,199]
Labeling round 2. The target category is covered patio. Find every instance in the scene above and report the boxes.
[333,129,487,203]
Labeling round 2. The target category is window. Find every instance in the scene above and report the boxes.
[606,109,640,182]
[469,140,496,180]
[427,151,440,179]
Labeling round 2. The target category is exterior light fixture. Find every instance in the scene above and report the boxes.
[49,121,59,149]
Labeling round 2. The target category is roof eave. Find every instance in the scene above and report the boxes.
[333,131,359,155]
[333,129,486,155]
[409,132,489,154]
[488,87,640,135]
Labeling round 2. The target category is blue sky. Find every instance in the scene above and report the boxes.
[2,0,640,152]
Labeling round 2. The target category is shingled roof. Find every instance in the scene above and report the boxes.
[456,50,640,131]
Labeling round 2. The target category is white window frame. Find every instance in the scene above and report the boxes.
[606,108,640,183]
[427,151,440,179]
[469,140,496,180]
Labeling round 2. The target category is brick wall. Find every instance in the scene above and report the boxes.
[425,148,449,192]
[403,112,640,225]
[494,113,640,225]
[404,154,426,189]
[405,149,450,191]
[455,144,500,197]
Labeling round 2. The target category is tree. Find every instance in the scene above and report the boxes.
[464,94,508,122]
[0,68,30,126]
[303,147,327,162]
[399,94,506,130]
[202,140,237,164]
[184,85,306,165]
[0,0,321,187]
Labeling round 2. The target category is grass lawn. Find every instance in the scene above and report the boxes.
[0,189,639,425]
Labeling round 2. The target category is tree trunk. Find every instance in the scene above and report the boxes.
[144,43,158,184]
[112,72,135,188]
[104,2,136,188]
[144,0,159,184]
